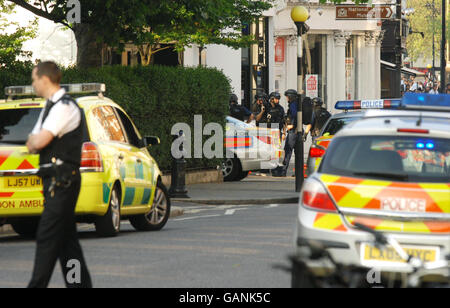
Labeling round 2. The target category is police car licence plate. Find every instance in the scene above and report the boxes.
[3,176,42,189]
[361,243,440,267]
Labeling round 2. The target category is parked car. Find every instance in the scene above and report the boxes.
[222,116,284,181]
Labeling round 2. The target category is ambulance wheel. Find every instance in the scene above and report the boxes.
[10,218,40,238]
[130,181,171,231]
[222,158,241,182]
[95,187,121,237]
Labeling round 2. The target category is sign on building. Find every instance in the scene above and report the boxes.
[336,5,394,20]
[306,75,318,98]
[275,37,285,63]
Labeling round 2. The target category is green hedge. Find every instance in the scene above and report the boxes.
[0,65,231,171]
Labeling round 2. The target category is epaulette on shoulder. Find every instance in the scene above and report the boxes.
[59,94,76,105]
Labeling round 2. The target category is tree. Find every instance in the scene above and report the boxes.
[4,0,271,68]
[0,3,36,68]
[406,0,450,64]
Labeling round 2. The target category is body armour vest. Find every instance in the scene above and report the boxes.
[39,94,86,167]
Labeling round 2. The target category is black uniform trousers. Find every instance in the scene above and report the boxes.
[281,130,298,175]
[28,173,92,288]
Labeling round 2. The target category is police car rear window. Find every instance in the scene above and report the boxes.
[322,117,360,136]
[319,136,450,183]
[0,108,42,145]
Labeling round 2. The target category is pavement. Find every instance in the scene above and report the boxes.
[172,174,300,205]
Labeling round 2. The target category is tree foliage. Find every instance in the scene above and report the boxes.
[4,0,272,67]
[406,0,450,63]
[0,3,36,68]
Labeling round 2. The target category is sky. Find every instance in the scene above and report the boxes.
[6,6,77,67]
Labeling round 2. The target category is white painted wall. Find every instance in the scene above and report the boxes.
[275,4,384,112]
[204,44,242,97]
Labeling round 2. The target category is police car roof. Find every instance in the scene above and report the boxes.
[363,109,450,119]
[329,110,367,120]
[336,116,450,139]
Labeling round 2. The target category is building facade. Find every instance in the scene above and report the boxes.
[188,0,385,113]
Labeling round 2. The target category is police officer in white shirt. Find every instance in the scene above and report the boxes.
[26,61,92,288]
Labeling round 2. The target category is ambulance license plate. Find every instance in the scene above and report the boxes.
[3,176,42,189]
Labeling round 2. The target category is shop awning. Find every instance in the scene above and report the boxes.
[381,60,426,77]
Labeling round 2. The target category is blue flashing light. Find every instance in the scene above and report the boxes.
[401,93,450,111]
[335,99,401,111]
[416,142,425,149]
[426,142,435,149]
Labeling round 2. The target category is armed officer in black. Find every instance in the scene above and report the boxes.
[26,61,92,288]
[266,92,285,134]
[229,94,253,123]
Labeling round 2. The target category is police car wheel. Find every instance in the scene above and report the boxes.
[95,187,121,237]
[129,181,171,231]
[236,171,249,181]
[10,218,40,238]
[222,158,241,182]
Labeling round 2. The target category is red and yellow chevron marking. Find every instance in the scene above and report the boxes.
[312,137,333,171]
[224,137,252,148]
[313,213,347,232]
[0,148,39,171]
[320,174,450,234]
[316,138,332,150]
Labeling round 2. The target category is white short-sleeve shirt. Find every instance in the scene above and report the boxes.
[31,89,81,138]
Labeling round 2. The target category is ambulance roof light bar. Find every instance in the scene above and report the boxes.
[399,93,450,112]
[335,99,402,111]
[4,83,106,99]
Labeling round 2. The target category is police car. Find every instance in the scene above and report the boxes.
[223,116,284,181]
[0,84,170,237]
[295,93,450,282]
[306,99,402,177]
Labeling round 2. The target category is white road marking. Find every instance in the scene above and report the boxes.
[225,209,236,215]
[265,204,279,208]
[173,214,222,222]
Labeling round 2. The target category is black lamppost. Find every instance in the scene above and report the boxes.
[291,6,309,192]
[440,0,446,91]
[425,0,447,89]
[395,0,403,98]
[425,1,438,81]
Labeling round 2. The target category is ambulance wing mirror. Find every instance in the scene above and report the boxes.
[143,136,160,147]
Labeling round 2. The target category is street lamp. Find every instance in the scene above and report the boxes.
[291,6,309,193]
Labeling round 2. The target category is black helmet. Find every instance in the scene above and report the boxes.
[255,92,265,100]
[229,94,238,104]
[312,97,323,107]
[284,89,298,102]
[269,92,281,100]
[284,89,297,96]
